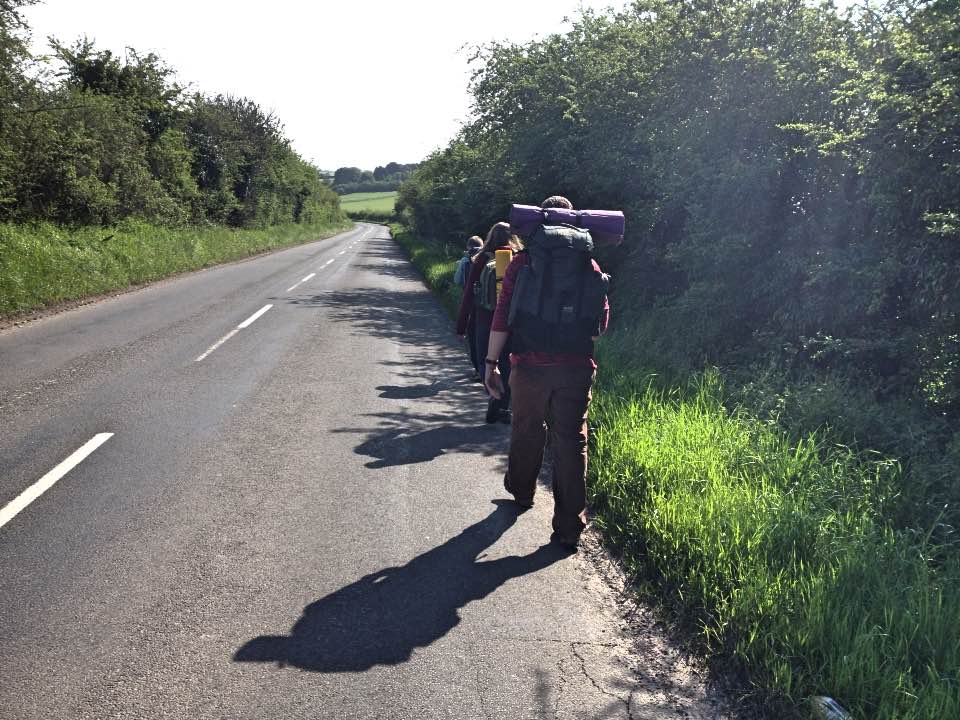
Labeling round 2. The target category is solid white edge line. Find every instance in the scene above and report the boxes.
[196,304,273,361]
[286,272,316,292]
[237,304,273,329]
[0,433,113,530]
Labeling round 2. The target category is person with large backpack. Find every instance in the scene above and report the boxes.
[453,235,484,289]
[484,196,610,551]
[455,222,521,422]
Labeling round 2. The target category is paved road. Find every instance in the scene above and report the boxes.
[0,224,725,719]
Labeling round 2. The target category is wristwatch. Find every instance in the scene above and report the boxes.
[485,358,498,367]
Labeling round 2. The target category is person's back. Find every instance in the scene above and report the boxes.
[483,195,610,550]
[453,236,483,288]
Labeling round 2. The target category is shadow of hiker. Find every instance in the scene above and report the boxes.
[350,424,501,468]
[234,500,568,672]
[332,408,507,469]
[376,382,449,400]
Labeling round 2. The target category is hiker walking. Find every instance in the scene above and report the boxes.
[454,235,484,379]
[456,222,521,423]
[483,196,610,550]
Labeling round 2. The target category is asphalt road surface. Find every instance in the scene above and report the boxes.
[0,224,728,719]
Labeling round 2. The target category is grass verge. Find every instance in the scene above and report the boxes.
[0,217,352,319]
[390,223,960,719]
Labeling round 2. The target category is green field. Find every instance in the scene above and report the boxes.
[338,191,397,214]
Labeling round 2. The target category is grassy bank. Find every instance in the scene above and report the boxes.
[390,223,960,719]
[0,218,352,319]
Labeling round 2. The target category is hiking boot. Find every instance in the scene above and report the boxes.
[550,531,579,552]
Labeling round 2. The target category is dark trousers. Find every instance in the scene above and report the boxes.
[504,364,595,542]
[475,321,511,409]
[466,316,479,373]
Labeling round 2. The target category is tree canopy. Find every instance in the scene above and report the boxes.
[399,0,960,527]
[0,7,341,228]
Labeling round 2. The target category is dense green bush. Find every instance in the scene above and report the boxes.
[399,0,960,532]
[395,218,960,718]
[0,1,348,317]
[0,5,343,230]
[396,0,960,714]
[345,209,396,223]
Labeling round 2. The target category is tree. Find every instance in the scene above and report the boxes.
[333,166,362,185]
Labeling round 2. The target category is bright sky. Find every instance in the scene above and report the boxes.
[24,0,620,172]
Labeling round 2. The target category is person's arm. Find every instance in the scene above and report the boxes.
[592,260,610,340]
[484,254,525,399]
[483,330,509,399]
[454,257,483,336]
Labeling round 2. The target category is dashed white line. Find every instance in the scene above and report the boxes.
[238,304,273,328]
[338,250,346,256]
[286,272,316,293]
[196,304,273,361]
[0,433,113,531]
[323,259,334,268]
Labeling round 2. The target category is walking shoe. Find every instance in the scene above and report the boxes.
[503,473,533,509]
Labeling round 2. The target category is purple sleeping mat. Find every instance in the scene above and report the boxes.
[509,204,625,246]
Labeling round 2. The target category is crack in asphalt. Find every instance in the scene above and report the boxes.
[475,662,494,720]
[554,655,566,720]
[570,641,637,720]
[489,636,621,648]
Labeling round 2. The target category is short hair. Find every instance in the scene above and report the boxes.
[467,235,483,249]
[541,195,573,210]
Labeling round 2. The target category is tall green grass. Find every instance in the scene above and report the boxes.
[589,366,960,718]
[0,218,352,318]
[391,224,960,719]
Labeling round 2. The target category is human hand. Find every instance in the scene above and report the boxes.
[485,366,504,399]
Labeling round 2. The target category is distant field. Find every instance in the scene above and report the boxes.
[338,191,397,214]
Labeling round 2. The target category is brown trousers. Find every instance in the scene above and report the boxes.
[504,363,595,542]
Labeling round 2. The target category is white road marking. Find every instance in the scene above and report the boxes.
[196,304,273,361]
[237,304,273,328]
[323,259,334,268]
[0,433,113,530]
[286,272,316,292]
[338,250,346,256]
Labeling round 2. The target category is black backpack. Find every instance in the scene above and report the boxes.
[508,224,609,355]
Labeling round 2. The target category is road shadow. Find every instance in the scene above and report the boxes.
[376,381,452,399]
[333,408,507,468]
[234,500,568,672]
[289,287,448,352]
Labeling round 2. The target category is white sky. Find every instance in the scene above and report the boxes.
[24,0,620,172]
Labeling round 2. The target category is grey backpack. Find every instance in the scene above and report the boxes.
[508,225,609,355]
